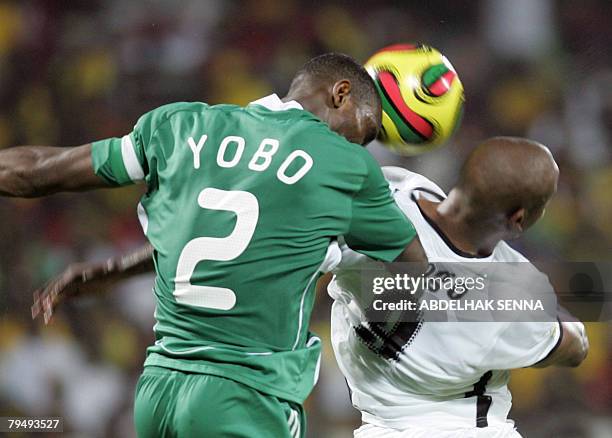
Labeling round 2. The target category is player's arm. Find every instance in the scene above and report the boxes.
[0,103,172,197]
[393,235,427,265]
[32,243,155,324]
[316,272,333,297]
[345,152,427,271]
[532,313,589,368]
[487,292,589,370]
[0,144,110,197]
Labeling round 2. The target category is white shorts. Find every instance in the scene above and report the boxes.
[354,422,522,438]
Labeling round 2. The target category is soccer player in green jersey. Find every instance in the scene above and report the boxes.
[1,53,425,437]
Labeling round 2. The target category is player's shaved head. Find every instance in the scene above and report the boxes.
[418,136,559,256]
[458,137,559,228]
[290,53,381,110]
[285,53,382,145]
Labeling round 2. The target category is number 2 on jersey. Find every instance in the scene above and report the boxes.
[174,188,259,310]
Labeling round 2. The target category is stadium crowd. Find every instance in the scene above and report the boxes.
[0,1,610,436]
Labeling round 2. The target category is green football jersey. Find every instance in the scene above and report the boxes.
[91,94,415,403]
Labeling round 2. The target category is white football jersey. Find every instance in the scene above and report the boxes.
[330,167,562,431]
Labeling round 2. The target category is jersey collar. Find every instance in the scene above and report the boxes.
[249,94,303,111]
[410,189,496,261]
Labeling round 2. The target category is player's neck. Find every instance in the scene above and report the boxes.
[418,195,501,257]
[283,90,327,122]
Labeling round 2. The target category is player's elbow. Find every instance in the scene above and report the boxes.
[535,322,589,368]
[395,237,428,272]
[562,322,589,367]
[566,334,589,367]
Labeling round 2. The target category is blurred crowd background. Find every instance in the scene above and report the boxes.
[0,0,610,437]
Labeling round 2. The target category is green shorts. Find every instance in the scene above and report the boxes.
[134,366,305,438]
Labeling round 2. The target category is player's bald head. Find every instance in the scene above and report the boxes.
[457,137,559,228]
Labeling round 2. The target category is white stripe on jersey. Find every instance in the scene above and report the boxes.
[292,241,341,350]
[287,408,301,438]
[137,202,148,235]
[121,134,145,181]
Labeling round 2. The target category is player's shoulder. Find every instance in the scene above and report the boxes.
[309,120,367,154]
[382,166,446,198]
[491,242,555,317]
[146,101,213,119]
[493,241,553,289]
[137,101,248,135]
[135,101,211,127]
[493,241,530,263]
[301,126,380,179]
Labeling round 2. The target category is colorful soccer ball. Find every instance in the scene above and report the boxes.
[365,44,464,156]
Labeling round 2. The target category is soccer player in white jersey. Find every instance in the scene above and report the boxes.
[329,137,589,438]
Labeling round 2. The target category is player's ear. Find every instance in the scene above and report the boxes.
[507,207,525,234]
[331,80,351,108]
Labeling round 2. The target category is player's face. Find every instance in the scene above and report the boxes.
[327,101,380,146]
[321,79,381,145]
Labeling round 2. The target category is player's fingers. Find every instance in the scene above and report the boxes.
[43,307,53,325]
[57,272,79,298]
[32,290,42,319]
[50,282,62,302]
[43,295,54,325]
[51,274,73,300]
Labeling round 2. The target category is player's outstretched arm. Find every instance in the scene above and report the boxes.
[32,243,155,324]
[0,144,109,197]
[533,314,589,368]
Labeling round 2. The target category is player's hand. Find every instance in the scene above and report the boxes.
[31,244,154,324]
[31,261,112,324]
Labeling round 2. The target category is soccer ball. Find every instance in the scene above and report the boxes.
[365,43,464,156]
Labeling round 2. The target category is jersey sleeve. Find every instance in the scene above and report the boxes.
[479,320,563,370]
[344,151,417,262]
[91,106,168,186]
